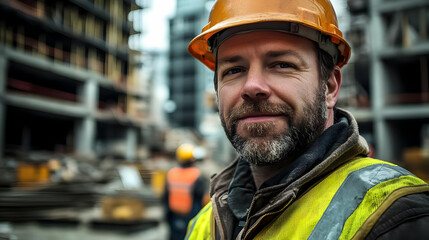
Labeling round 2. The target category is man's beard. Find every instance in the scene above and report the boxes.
[220,85,328,166]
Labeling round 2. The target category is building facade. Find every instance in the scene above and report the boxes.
[341,0,429,181]
[0,0,150,160]
[168,0,214,129]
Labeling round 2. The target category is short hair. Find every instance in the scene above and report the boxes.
[318,47,336,83]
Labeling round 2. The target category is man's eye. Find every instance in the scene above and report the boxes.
[224,68,242,76]
[274,62,294,69]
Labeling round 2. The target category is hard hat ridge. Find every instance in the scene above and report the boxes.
[188,0,351,71]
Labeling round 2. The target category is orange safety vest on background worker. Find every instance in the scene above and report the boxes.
[167,166,201,215]
[164,143,208,240]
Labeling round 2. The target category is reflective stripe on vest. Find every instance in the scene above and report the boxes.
[185,158,429,240]
[167,167,201,215]
[254,158,429,240]
[185,202,213,240]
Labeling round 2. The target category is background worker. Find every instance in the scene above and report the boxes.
[163,143,207,240]
[185,0,429,239]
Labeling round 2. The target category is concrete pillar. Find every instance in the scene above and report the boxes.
[369,0,390,160]
[0,55,8,159]
[75,117,96,156]
[75,79,97,156]
[125,127,137,161]
[81,78,97,111]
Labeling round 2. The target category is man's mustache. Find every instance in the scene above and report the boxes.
[227,101,294,125]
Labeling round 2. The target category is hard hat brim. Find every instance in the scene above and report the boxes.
[188,13,351,71]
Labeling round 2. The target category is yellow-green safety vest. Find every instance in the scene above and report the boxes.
[185,158,429,240]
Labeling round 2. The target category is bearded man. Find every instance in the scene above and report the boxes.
[185,0,429,239]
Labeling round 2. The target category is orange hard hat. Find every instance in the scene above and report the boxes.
[188,0,351,71]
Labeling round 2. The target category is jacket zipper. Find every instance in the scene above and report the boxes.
[242,192,296,240]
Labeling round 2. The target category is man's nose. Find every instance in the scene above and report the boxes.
[241,67,271,101]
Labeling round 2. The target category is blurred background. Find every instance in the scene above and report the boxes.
[0,0,428,239]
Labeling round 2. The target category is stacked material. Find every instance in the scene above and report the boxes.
[0,182,101,222]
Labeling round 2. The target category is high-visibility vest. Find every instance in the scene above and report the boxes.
[185,158,429,240]
[167,166,201,215]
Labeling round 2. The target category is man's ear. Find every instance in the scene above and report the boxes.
[326,65,342,109]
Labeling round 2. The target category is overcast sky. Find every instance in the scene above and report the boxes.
[138,0,176,51]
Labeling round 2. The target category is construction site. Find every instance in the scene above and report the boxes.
[0,0,429,239]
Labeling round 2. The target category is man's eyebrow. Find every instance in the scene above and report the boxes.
[217,50,309,67]
[266,50,307,64]
[217,55,244,66]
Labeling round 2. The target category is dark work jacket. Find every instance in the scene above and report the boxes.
[366,192,429,239]
[207,108,429,239]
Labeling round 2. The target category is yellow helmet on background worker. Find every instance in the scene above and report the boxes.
[176,143,195,163]
[188,0,351,71]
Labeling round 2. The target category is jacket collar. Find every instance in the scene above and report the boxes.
[227,111,351,220]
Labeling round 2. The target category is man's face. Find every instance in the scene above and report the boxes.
[216,31,328,166]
